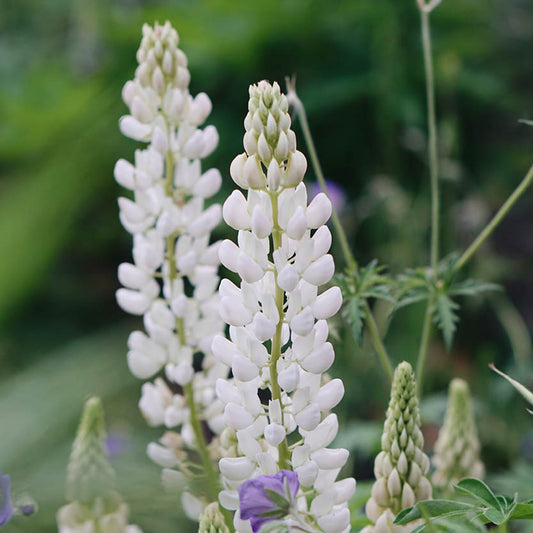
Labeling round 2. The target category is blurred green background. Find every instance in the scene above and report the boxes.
[1,0,533,530]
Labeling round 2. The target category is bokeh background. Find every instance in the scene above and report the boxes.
[1,0,533,530]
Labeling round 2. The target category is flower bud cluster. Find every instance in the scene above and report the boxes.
[362,362,432,533]
[57,398,142,533]
[115,21,227,489]
[432,378,484,491]
[198,502,231,533]
[212,81,354,533]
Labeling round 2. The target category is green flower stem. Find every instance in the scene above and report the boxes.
[287,79,393,383]
[270,191,292,470]
[183,383,219,500]
[420,8,440,272]
[414,1,440,398]
[455,164,533,271]
[416,296,435,397]
[364,306,393,383]
[164,147,233,531]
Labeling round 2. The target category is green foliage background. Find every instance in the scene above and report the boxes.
[0,0,532,530]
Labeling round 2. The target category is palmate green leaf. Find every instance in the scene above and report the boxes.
[490,364,533,414]
[411,514,486,533]
[395,500,475,525]
[509,501,533,520]
[454,479,503,515]
[449,279,501,297]
[342,297,365,345]
[432,294,459,350]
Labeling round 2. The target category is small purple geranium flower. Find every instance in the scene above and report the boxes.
[0,473,13,526]
[309,180,347,213]
[239,470,299,533]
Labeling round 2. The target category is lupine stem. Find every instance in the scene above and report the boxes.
[287,79,393,383]
[415,0,440,397]
[164,149,233,529]
[421,9,440,273]
[416,298,434,397]
[455,164,533,271]
[270,191,292,470]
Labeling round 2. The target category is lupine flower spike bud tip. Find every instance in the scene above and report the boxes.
[213,80,354,533]
[57,397,142,533]
[116,20,228,518]
[362,362,432,533]
[432,378,484,492]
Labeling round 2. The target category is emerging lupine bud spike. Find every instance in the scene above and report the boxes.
[58,397,142,532]
[198,502,230,533]
[432,378,484,492]
[362,362,432,532]
[66,397,116,504]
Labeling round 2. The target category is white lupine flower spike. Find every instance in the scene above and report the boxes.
[115,21,230,517]
[213,80,354,533]
[362,362,432,533]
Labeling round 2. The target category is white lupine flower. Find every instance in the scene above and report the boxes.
[213,80,354,533]
[115,21,228,512]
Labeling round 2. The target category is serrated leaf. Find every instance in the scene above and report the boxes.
[454,479,503,514]
[449,279,501,297]
[432,294,460,350]
[490,364,533,411]
[342,297,365,345]
[395,500,475,525]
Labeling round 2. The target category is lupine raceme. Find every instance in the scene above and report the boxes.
[56,397,142,533]
[432,378,484,492]
[211,80,355,533]
[114,21,228,518]
[362,362,432,533]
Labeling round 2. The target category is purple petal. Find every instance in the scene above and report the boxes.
[0,474,13,526]
[239,478,278,519]
[238,470,300,531]
[309,180,347,213]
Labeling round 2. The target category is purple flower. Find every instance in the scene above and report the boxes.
[0,474,13,526]
[239,470,299,533]
[309,180,347,213]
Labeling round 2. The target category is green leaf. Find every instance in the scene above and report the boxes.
[454,479,503,515]
[432,294,460,350]
[490,364,533,412]
[509,502,533,520]
[519,119,533,127]
[449,279,501,297]
[342,297,365,345]
[395,500,475,525]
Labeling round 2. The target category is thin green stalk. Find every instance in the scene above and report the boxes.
[364,307,393,382]
[416,297,434,396]
[287,79,393,382]
[415,2,440,397]
[455,164,533,271]
[270,191,292,470]
[421,9,440,272]
[164,148,233,530]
